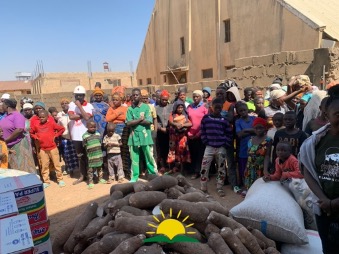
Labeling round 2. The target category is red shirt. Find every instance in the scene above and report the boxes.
[270,155,303,181]
[30,119,65,151]
[30,115,55,131]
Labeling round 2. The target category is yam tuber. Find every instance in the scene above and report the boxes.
[63,202,98,253]
[234,227,265,254]
[98,232,133,253]
[204,223,220,238]
[133,181,148,192]
[81,242,100,254]
[109,234,146,254]
[75,214,112,241]
[160,199,209,223]
[146,175,178,191]
[129,191,167,209]
[168,242,215,254]
[134,243,164,254]
[109,182,135,196]
[197,201,229,216]
[178,192,208,202]
[207,211,242,230]
[97,190,124,217]
[73,241,89,254]
[174,184,185,193]
[176,174,192,187]
[114,217,152,236]
[107,193,132,215]
[97,225,115,237]
[247,226,276,249]
[265,247,281,254]
[220,227,250,254]
[120,205,150,216]
[208,232,234,254]
[165,187,183,199]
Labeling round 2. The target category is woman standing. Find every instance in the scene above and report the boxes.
[155,90,173,173]
[300,85,339,253]
[0,99,36,173]
[92,87,109,139]
[57,98,79,176]
[106,92,129,175]
[187,90,208,179]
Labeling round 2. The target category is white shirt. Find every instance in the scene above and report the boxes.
[68,101,94,141]
[57,111,71,139]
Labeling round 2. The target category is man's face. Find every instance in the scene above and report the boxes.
[132,91,141,104]
[61,101,69,111]
[94,94,103,102]
[75,94,85,103]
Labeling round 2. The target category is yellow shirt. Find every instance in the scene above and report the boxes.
[0,140,9,168]
[148,104,157,131]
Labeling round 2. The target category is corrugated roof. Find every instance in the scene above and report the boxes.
[0,81,32,92]
[279,0,339,40]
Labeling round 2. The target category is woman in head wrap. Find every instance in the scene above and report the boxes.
[167,100,192,173]
[264,89,289,127]
[243,117,272,194]
[105,92,129,175]
[155,90,173,173]
[92,87,109,139]
[56,98,79,176]
[0,99,36,173]
[187,90,208,179]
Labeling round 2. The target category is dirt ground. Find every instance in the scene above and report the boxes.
[45,172,243,241]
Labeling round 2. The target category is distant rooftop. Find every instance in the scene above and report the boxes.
[0,80,32,92]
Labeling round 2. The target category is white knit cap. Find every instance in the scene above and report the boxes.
[23,103,33,109]
[1,93,10,99]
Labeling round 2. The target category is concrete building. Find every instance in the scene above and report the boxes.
[0,81,32,95]
[31,72,136,94]
[136,0,339,88]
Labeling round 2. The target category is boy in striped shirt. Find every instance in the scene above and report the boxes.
[200,98,233,196]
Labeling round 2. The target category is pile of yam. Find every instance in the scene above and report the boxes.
[52,175,280,254]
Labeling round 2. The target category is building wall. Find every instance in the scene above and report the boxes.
[32,72,136,94]
[136,0,321,86]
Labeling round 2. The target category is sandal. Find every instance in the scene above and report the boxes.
[217,188,225,197]
[88,183,94,189]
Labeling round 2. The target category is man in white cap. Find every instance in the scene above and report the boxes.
[68,85,94,185]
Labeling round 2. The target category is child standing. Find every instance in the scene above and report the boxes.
[244,117,272,195]
[0,127,9,168]
[103,123,125,183]
[235,102,256,186]
[200,98,233,197]
[167,101,192,173]
[29,110,65,188]
[82,120,107,189]
[267,112,284,139]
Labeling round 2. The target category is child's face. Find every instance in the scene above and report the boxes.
[212,103,222,116]
[276,143,291,161]
[283,114,296,128]
[39,113,48,124]
[52,112,58,121]
[254,124,266,136]
[216,88,226,101]
[226,92,236,102]
[112,96,121,108]
[254,98,264,110]
[179,92,186,101]
[244,91,252,101]
[236,105,248,118]
[107,127,115,137]
[142,96,149,104]
[34,106,43,115]
[87,123,97,133]
[176,105,184,114]
[203,91,210,99]
[273,115,283,128]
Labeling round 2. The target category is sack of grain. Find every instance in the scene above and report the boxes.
[281,230,322,254]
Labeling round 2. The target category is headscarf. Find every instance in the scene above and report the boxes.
[160,90,170,98]
[172,100,188,118]
[3,98,17,108]
[140,89,149,97]
[34,101,46,109]
[270,90,286,100]
[202,87,211,96]
[1,93,10,100]
[60,98,70,104]
[226,86,241,102]
[193,90,203,97]
[93,87,104,95]
[23,103,33,109]
[296,75,311,86]
[252,117,268,129]
[269,83,282,90]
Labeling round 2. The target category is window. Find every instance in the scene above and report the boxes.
[202,68,213,79]
[163,75,167,83]
[224,19,231,43]
[180,37,185,55]
[139,79,143,86]
[147,78,152,85]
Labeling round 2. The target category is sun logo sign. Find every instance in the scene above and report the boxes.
[144,208,198,243]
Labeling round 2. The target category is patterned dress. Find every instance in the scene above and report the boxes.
[244,136,272,189]
[82,131,103,168]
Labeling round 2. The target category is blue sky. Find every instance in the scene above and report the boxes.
[0,0,155,80]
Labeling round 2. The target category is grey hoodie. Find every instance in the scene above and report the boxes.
[299,123,331,215]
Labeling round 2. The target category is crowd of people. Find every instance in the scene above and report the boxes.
[0,76,338,252]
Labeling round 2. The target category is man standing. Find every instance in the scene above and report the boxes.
[68,85,94,185]
[126,88,157,182]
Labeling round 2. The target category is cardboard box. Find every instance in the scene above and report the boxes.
[0,171,47,225]
[0,192,19,219]
[30,221,52,254]
[0,214,34,254]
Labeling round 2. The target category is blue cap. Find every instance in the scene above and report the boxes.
[202,87,211,95]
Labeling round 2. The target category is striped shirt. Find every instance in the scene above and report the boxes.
[82,131,103,168]
[200,114,233,148]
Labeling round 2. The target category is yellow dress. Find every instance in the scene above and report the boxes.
[0,140,8,168]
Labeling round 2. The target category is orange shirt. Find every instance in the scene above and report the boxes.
[106,106,128,123]
[0,140,9,168]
